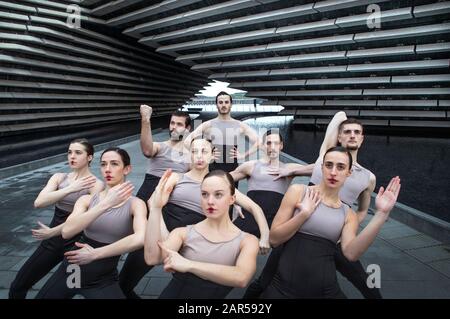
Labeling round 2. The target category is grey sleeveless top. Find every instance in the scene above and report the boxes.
[180,225,246,266]
[310,158,371,205]
[168,174,203,214]
[207,118,241,146]
[55,174,92,212]
[84,193,134,244]
[146,143,190,177]
[247,161,291,194]
[295,187,349,243]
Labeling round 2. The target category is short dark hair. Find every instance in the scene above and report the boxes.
[262,129,283,143]
[339,118,363,134]
[171,110,191,127]
[203,169,235,195]
[215,91,233,104]
[101,147,131,166]
[323,146,352,170]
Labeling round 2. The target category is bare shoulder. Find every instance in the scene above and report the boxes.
[241,160,257,172]
[77,194,93,206]
[288,183,305,194]
[170,172,182,185]
[51,172,66,183]
[171,226,188,240]
[131,196,146,211]
[345,207,358,223]
[241,233,259,250]
[202,119,213,128]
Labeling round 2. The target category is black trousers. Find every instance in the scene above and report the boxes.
[335,243,382,299]
[209,145,239,188]
[36,235,124,299]
[262,233,346,299]
[9,207,80,299]
[119,201,205,299]
[159,272,232,299]
[119,174,160,299]
[245,241,383,299]
[234,190,283,237]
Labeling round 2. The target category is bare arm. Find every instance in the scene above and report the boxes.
[269,184,308,247]
[32,179,104,241]
[340,177,401,261]
[34,173,96,208]
[240,123,261,158]
[64,198,147,265]
[144,171,179,265]
[160,234,259,288]
[319,111,347,158]
[183,121,210,150]
[355,173,376,224]
[62,182,134,239]
[235,189,270,254]
[140,105,160,158]
[147,226,186,266]
[93,198,147,259]
[230,161,255,182]
[266,163,315,181]
[286,163,315,177]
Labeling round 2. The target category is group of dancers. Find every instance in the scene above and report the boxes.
[9,91,401,299]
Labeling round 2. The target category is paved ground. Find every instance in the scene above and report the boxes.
[0,131,449,299]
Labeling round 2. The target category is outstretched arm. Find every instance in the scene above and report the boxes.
[266,163,315,181]
[160,234,259,288]
[319,111,347,158]
[235,189,270,254]
[340,177,401,261]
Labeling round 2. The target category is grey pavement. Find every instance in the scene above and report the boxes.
[0,131,449,299]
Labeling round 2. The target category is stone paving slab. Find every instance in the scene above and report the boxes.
[405,245,450,263]
[0,132,449,299]
[428,259,450,278]
[389,234,441,251]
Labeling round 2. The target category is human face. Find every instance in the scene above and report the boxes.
[321,151,351,189]
[169,115,189,141]
[264,134,283,159]
[201,176,235,218]
[68,143,92,169]
[216,95,232,115]
[190,139,212,169]
[338,123,364,151]
[100,151,131,186]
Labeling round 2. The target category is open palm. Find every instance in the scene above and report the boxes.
[150,169,173,209]
[375,176,401,215]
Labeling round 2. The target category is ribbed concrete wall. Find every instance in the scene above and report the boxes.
[0,0,208,167]
[83,0,450,129]
[1,0,449,168]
